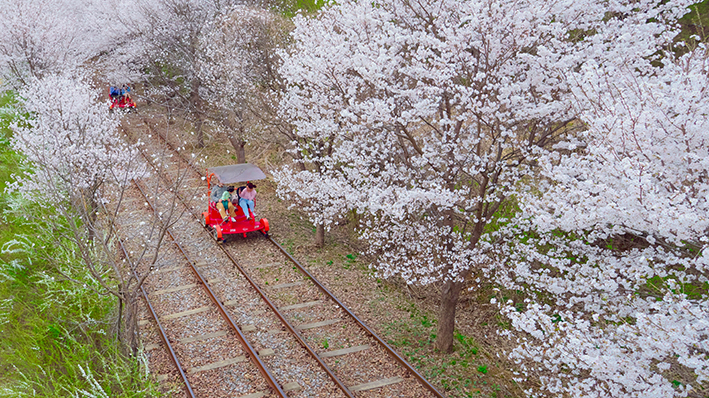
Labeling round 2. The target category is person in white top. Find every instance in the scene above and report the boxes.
[238,182,257,220]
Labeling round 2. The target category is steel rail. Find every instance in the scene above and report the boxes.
[268,240,447,398]
[216,243,356,398]
[132,127,355,397]
[114,235,197,398]
[100,197,195,396]
[130,179,287,398]
[138,120,446,397]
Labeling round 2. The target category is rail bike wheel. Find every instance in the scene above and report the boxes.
[213,225,223,243]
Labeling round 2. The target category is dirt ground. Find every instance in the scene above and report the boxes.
[131,105,532,398]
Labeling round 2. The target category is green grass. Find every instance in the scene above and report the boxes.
[275,0,329,18]
[380,300,503,397]
[674,1,709,52]
[680,1,709,33]
[0,91,163,397]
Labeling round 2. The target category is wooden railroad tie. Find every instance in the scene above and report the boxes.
[282,382,301,392]
[251,262,282,269]
[349,376,406,392]
[187,356,247,374]
[172,176,203,185]
[320,344,370,358]
[149,278,222,296]
[235,393,265,398]
[115,197,145,206]
[160,306,210,321]
[296,319,341,330]
[280,300,323,311]
[258,348,275,357]
[144,343,160,351]
[268,281,304,290]
[222,300,267,311]
[149,284,197,296]
[180,331,228,344]
[154,266,184,274]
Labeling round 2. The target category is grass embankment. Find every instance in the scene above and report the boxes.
[0,92,162,397]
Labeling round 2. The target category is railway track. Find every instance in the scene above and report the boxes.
[112,117,446,398]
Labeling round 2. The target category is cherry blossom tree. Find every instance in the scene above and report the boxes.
[198,5,292,162]
[490,40,709,397]
[0,0,110,87]
[112,0,299,157]
[6,72,164,352]
[10,73,143,219]
[275,0,697,353]
[115,0,247,148]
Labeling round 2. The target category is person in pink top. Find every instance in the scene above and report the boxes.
[238,182,257,220]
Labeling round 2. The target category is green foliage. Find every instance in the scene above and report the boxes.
[671,1,709,57]
[275,0,330,18]
[0,91,22,194]
[343,253,357,269]
[0,250,162,397]
[382,301,496,396]
[679,1,709,38]
[644,275,709,300]
[0,93,162,397]
[482,197,521,237]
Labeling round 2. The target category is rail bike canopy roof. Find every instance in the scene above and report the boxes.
[208,163,267,184]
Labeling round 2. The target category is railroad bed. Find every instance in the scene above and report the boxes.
[108,118,444,398]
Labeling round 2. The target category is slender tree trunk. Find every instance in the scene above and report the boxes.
[116,291,139,356]
[195,117,204,149]
[117,296,124,342]
[315,223,325,248]
[292,150,307,171]
[236,141,246,163]
[190,78,204,148]
[78,189,100,241]
[226,131,247,163]
[124,298,139,356]
[436,279,463,353]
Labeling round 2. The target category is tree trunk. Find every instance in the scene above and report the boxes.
[78,188,99,241]
[190,78,204,148]
[237,141,246,163]
[119,294,140,356]
[195,117,204,149]
[293,150,307,171]
[315,223,325,248]
[117,296,123,342]
[128,299,139,356]
[226,131,247,163]
[435,279,463,353]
